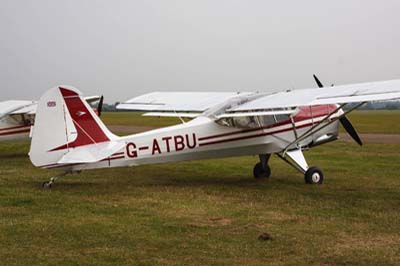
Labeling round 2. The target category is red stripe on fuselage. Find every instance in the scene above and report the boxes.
[0,128,30,136]
[198,122,318,147]
[0,125,31,131]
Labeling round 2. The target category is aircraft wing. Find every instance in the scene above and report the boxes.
[230,79,400,112]
[0,97,100,119]
[84,95,101,104]
[0,100,37,118]
[10,104,37,115]
[116,80,400,118]
[117,92,246,113]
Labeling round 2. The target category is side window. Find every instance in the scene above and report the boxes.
[28,114,35,125]
[216,118,234,127]
[274,114,290,123]
[259,115,275,127]
[233,116,254,128]
[216,116,259,129]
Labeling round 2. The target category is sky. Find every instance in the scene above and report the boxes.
[1,0,400,103]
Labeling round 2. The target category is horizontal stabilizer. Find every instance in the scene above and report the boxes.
[57,141,125,164]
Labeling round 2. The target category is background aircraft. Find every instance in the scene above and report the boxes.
[0,96,102,142]
[0,100,36,142]
[29,78,400,188]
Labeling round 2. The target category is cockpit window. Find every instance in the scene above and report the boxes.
[217,114,291,129]
[234,116,258,128]
[259,115,275,127]
[3,114,35,126]
[216,116,260,129]
[274,114,290,123]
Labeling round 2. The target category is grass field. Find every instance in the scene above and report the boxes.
[0,111,400,265]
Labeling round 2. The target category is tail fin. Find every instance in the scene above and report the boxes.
[30,86,117,168]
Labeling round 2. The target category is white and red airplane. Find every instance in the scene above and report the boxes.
[0,100,36,142]
[29,77,400,188]
[0,96,102,142]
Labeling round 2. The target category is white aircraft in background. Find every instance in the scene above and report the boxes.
[0,100,36,142]
[29,77,400,188]
[0,96,102,142]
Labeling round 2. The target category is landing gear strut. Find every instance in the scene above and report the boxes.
[253,154,271,179]
[277,149,324,185]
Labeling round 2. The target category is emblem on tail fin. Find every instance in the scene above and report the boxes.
[76,111,86,117]
[47,101,56,107]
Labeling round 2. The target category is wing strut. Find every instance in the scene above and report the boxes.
[277,149,309,174]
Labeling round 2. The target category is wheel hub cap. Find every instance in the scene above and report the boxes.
[311,173,320,183]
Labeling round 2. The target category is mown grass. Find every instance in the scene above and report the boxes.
[0,111,399,265]
[101,112,180,128]
[347,110,400,134]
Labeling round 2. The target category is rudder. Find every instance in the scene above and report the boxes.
[29,86,116,168]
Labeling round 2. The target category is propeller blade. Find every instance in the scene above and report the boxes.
[313,74,324,88]
[97,95,104,117]
[312,74,362,146]
[339,116,363,146]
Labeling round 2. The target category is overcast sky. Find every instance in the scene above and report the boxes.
[1,0,399,103]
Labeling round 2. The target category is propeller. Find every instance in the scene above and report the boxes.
[313,74,362,146]
[313,74,324,88]
[97,95,104,117]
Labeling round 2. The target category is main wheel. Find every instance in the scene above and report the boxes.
[304,167,324,184]
[253,163,271,179]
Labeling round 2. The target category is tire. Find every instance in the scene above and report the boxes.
[253,163,271,179]
[304,167,324,184]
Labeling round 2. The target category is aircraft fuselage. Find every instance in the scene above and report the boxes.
[41,105,341,171]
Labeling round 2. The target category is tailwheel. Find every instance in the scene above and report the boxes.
[253,162,271,179]
[304,167,324,184]
[41,171,70,189]
[42,181,52,189]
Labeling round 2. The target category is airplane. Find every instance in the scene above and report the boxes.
[0,96,103,142]
[28,77,400,188]
[0,100,36,142]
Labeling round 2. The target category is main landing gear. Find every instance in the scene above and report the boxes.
[255,150,324,184]
[253,154,271,179]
